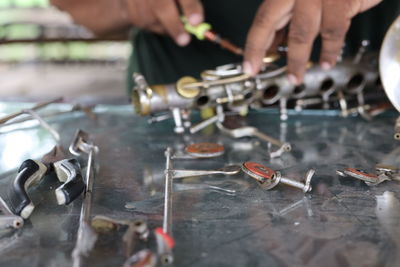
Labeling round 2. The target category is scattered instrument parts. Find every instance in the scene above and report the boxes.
[182,16,243,56]
[336,168,388,186]
[53,158,85,205]
[0,196,24,230]
[8,159,48,219]
[7,146,85,219]
[91,215,150,263]
[242,162,315,193]
[70,129,99,267]
[217,123,291,158]
[172,142,225,159]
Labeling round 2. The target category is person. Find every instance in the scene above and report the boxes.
[51,0,399,93]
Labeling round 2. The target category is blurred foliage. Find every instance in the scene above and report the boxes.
[0,0,131,62]
[0,0,49,8]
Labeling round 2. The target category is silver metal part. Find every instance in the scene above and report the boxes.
[380,16,400,112]
[70,130,99,267]
[162,148,174,264]
[275,169,315,193]
[189,106,225,134]
[216,122,291,158]
[169,165,241,179]
[174,183,236,195]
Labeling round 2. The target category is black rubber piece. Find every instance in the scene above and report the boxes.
[8,160,40,217]
[55,159,85,205]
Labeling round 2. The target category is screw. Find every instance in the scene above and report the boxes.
[275,169,315,193]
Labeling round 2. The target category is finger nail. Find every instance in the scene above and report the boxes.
[189,14,203,25]
[176,33,190,46]
[321,61,332,70]
[288,74,299,85]
[243,61,253,75]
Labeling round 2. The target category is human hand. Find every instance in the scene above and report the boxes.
[124,0,204,46]
[243,0,382,85]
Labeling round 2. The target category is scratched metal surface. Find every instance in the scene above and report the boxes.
[0,103,399,267]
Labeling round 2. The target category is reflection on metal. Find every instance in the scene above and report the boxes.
[380,16,400,112]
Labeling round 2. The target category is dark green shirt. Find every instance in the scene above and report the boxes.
[127,0,400,92]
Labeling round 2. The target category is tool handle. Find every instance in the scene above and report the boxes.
[8,160,47,219]
[54,159,85,205]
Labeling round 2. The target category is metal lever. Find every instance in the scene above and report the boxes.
[54,159,85,205]
[8,160,48,219]
[217,122,291,158]
[190,105,225,134]
[169,165,241,179]
[0,97,63,125]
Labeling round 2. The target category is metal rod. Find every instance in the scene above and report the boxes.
[0,97,63,125]
[23,109,60,142]
[72,144,98,267]
[163,148,173,235]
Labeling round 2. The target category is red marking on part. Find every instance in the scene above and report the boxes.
[155,227,175,249]
[185,143,224,155]
[243,162,275,180]
[345,168,378,179]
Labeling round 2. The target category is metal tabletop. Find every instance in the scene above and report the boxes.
[0,103,399,267]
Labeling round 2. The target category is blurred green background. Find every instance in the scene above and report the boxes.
[0,0,130,62]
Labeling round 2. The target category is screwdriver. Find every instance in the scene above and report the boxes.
[182,17,243,56]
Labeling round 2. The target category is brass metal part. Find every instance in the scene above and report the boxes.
[262,53,280,64]
[176,76,200,98]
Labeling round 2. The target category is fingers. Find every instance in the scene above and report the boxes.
[319,0,350,70]
[243,0,294,76]
[178,0,204,25]
[287,0,322,85]
[151,0,190,46]
[359,0,383,12]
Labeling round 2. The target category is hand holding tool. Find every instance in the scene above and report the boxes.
[181,17,243,56]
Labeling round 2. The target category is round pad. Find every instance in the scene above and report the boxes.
[242,162,275,183]
[185,143,225,158]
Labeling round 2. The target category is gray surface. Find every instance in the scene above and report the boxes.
[0,103,399,267]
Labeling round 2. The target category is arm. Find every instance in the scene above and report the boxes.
[50,0,130,36]
[51,0,205,46]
